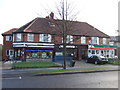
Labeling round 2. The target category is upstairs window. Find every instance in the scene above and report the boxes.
[39,34,51,42]
[103,38,107,44]
[6,36,12,41]
[66,35,73,43]
[16,33,22,41]
[81,36,86,44]
[27,33,34,41]
[91,37,99,44]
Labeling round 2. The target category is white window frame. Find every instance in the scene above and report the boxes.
[27,33,34,41]
[66,35,73,43]
[91,37,99,44]
[16,33,22,41]
[6,36,12,41]
[81,36,86,44]
[39,34,51,42]
[103,38,107,45]
[6,50,14,56]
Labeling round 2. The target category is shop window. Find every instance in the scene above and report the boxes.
[26,50,53,59]
[39,34,51,42]
[101,50,104,56]
[96,50,99,54]
[88,50,91,53]
[28,33,34,41]
[92,50,95,54]
[81,36,86,44]
[18,50,21,56]
[109,50,114,58]
[16,33,22,41]
[107,50,109,57]
[6,36,12,41]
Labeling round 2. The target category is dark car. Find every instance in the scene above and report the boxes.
[86,55,108,64]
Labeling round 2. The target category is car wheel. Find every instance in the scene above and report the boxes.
[94,61,98,65]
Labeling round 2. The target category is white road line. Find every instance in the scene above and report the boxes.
[3,76,22,80]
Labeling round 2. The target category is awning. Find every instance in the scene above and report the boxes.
[91,48,114,50]
[88,45,117,50]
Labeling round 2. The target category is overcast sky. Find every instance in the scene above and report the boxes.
[0,0,119,44]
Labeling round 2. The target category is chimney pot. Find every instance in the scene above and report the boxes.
[50,12,54,19]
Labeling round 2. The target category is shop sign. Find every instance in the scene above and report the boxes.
[88,45,117,50]
[13,43,54,48]
[59,45,75,48]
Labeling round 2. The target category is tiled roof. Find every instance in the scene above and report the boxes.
[110,36,120,42]
[2,28,18,35]
[14,17,109,38]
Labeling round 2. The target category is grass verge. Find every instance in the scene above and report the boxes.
[108,59,120,65]
[0,46,2,57]
[32,68,113,73]
[12,62,61,69]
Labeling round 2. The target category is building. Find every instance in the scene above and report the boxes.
[110,36,120,58]
[110,36,120,46]
[2,13,117,61]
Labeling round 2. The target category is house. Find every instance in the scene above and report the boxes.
[2,12,117,61]
[110,36,120,58]
[110,36,120,46]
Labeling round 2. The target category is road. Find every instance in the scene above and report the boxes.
[2,71,119,88]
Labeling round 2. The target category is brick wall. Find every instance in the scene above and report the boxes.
[2,36,14,61]
[99,37,103,45]
[13,33,110,45]
[73,36,81,44]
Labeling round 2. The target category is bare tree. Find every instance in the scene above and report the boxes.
[37,0,78,69]
[54,0,78,69]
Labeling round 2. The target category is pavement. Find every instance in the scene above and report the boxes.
[0,60,119,77]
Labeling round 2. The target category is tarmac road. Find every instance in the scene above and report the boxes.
[2,71,119,88]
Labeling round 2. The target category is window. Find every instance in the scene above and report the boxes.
[81,36,86,44]
[92,50,95,54]
[16,33,22,41]
[66,35,73,43]
[88,50,91,53]
[6,36,12,41]
[39,34,51,42]
[91,37,99,44]
[28,33,34,41]
[96,50,99,54]
[103,38,107,44]
[6,50,14,56]
[101,50,104,56]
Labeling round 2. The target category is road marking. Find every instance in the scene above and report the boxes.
[3,76,22,80]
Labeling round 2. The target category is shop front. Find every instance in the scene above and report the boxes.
[26,49,53,59]
[88,45,117,58]
[13,43,54,61]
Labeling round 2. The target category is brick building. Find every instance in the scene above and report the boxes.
[2,13,117,61]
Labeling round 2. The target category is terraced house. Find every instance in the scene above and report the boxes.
[2,13,117,61]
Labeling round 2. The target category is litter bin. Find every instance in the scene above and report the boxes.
[70,60,76,67]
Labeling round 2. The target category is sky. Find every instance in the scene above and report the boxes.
[0,0,119,44]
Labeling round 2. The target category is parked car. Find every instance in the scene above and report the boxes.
[86,55,108,64]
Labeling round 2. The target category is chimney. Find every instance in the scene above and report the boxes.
[50,12,54,19]
[46,16,49,19]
